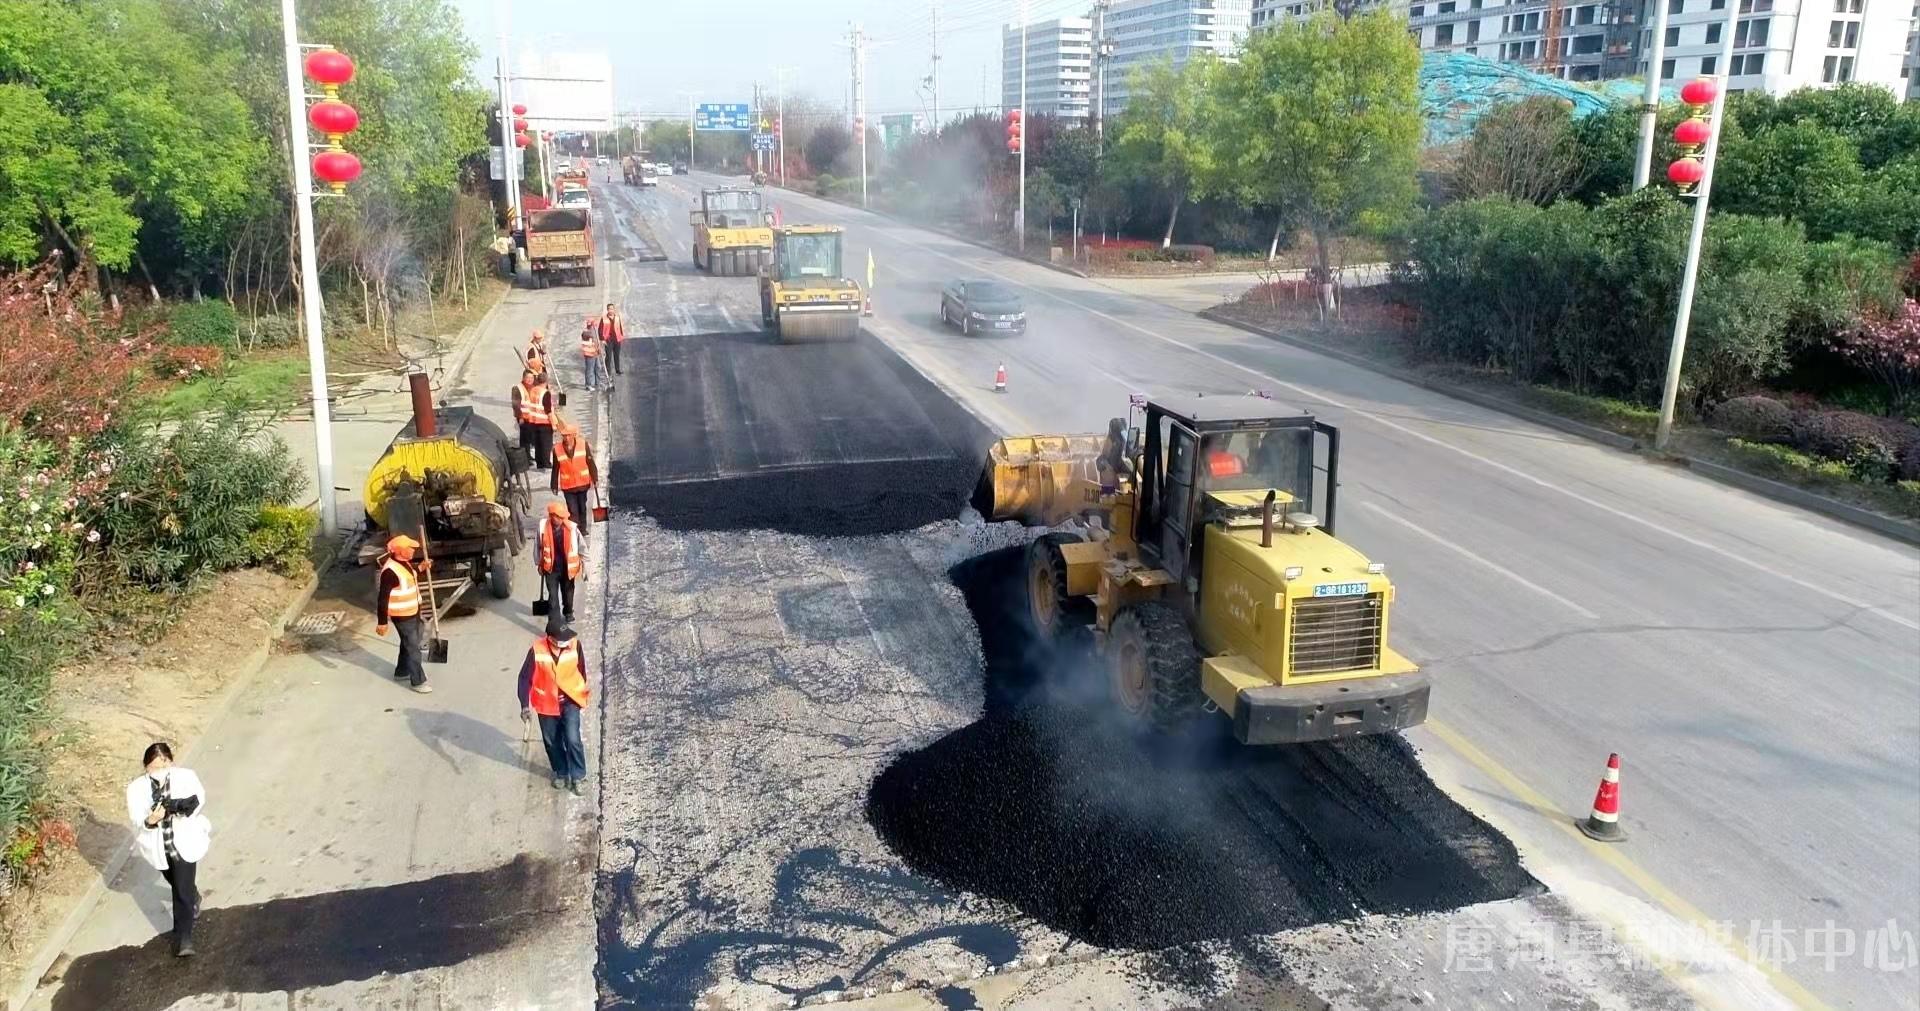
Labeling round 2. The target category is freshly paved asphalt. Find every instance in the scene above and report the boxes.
[652,169,1920,1011]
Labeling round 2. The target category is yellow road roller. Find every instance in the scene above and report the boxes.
[977,393,1429,745]
[690,186,773,276]
[757,225,863,343]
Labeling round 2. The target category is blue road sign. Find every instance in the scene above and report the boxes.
[694,103,752,131]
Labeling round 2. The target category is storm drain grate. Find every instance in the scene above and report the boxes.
[288,610,345,636]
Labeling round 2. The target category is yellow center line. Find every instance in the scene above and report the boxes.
[1426,717,1832,1011]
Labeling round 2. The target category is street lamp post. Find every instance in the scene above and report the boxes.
[280,0,362,535]
[1017,0,1028,252]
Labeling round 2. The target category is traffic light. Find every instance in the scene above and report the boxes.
[1006,109,1023,154]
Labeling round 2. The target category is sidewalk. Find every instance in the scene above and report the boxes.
[18,281,606,1011]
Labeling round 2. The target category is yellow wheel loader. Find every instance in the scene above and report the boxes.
[978,394,1430,745]
[690,186,773,276]
[757,225,863,343]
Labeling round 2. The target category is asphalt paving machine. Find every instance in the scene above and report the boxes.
[690,186,773,276]
[976,393,1430,745]
[757,224,863,343]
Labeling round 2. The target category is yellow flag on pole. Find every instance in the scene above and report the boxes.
[866,248,875,290]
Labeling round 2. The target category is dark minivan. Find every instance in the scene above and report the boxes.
[938,279,1027,336]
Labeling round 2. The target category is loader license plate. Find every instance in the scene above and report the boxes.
[1313,582,1369,597]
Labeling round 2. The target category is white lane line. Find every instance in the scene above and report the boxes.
[889,237,1920,634]
[1360,502,1601,620]
[718,305,738,331]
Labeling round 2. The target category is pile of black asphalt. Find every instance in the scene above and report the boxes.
[867,546,1541,951]
[608,331,991,537]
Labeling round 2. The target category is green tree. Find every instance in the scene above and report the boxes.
[1107,56,1224,247]
[805,122,852,176]
[1714,120,1864,234]
[1216,10,1421,278]
[1034,126,1100,205]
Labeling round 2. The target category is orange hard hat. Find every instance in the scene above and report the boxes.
[530,327,545,340]
[386,533,419,553]
[547,500,570,518]
[528,358,547,374]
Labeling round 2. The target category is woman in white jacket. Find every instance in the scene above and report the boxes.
[124,742,210,956]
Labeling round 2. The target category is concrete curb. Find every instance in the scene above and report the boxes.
[1199,308,1920,547]
[7,554,331,1011]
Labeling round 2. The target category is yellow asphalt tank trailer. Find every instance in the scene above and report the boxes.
[978,394,1430,745]
[690,186,773,276]
[758,225,863,343]
[359,385,532,607]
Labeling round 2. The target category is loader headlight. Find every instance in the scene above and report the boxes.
[1367,562,1386,574]
[1283,566,1303,581]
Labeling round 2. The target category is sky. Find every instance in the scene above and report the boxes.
[450,0,1101,128]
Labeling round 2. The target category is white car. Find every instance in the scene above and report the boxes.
[596,155,609,165]
[657,164,674,176]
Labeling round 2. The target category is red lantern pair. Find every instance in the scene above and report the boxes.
[1006,109,1023,154]
[304,49,362,192]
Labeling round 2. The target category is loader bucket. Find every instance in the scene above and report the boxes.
[776,310,861,343]
[974,434,1107,522]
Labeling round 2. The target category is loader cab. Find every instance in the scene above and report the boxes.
[1133,395,1340,587]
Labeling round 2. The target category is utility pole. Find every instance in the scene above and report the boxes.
[1653,2,1741,450]
[281,0,337,534]
[677,90,697,171]
[929,1,941,132]
[1017,0,1027,251]
[775,66,790,187]
[852,23,869,208]
[493,10,521,235]
[1632,0,1673,190]
[1094,0,1110,141]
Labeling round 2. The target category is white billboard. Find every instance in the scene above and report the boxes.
[513,50,614,132]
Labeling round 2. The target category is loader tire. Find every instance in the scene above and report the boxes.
[1026,533,1091,643]
[1106,600,1202,733]
[487,546,513,599]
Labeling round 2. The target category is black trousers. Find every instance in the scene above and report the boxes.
[393,616,426,686]
[605,341,623,374]
[528,425,554,469]
[544,568,577,622]
[159,858,198,940]
[563,488,591,535]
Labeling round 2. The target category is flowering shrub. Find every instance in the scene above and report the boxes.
[1836,297,1920,415]
[0,429,82,623]
[0,261,155,443]
[148,344,224,382]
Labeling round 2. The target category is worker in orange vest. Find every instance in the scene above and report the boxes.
[579,317,606,393]
[537,500,584,624]
[374,534,433,694]
[512,368,556,470]
[551,420,600,536]
[525,327,548,372]
[598,303,625,376]
[517,622,591,793]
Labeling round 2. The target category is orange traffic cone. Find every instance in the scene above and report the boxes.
[1578,753,1626,841]
[993,362,1008,394]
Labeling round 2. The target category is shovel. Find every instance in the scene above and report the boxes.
[591,485,610,524]
[532,571,551,618]
[418,527,451,664]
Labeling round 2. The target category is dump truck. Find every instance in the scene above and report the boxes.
[356,375,533,612]
[757,225,862,343]
[526,207,593,288]
[977,394,1430,745]
[621,155,655,186]
[690,186,773,276]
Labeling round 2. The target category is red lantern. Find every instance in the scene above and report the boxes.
[304,49,355,87]
[1679,77,1718,106]
[1667,157,1705,187]
[514,131,531,148]
[1673,118,1711,146]
[308,100,360,136]
[312,150,362,191]
[513,117,529,133]
[1006,109,1023,154]
[512,103,527,116]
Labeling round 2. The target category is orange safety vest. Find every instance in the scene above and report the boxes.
[379,557,420,618]
[580,333,601,358]
[599,316,623,341]
[538,517,582,579]
[517,381,551,426]
[529,637,590,715]
[554,436,593,491]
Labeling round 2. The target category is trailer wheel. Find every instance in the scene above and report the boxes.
[487,546,513,599]
[1106,600,1203,733]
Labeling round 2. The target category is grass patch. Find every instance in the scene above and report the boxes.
[1510,386,1660,439]
[151,353,308,420]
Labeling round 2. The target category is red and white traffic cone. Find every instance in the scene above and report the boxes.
[862,294,874,317]
[1578,753,1626,841]
[993,362,1008,394]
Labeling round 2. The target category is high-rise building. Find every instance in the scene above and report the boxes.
[1907,7,1919,99]
[1100,0,1254,118]
[1253,0,1913,98]
[1001,17,1096,126]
